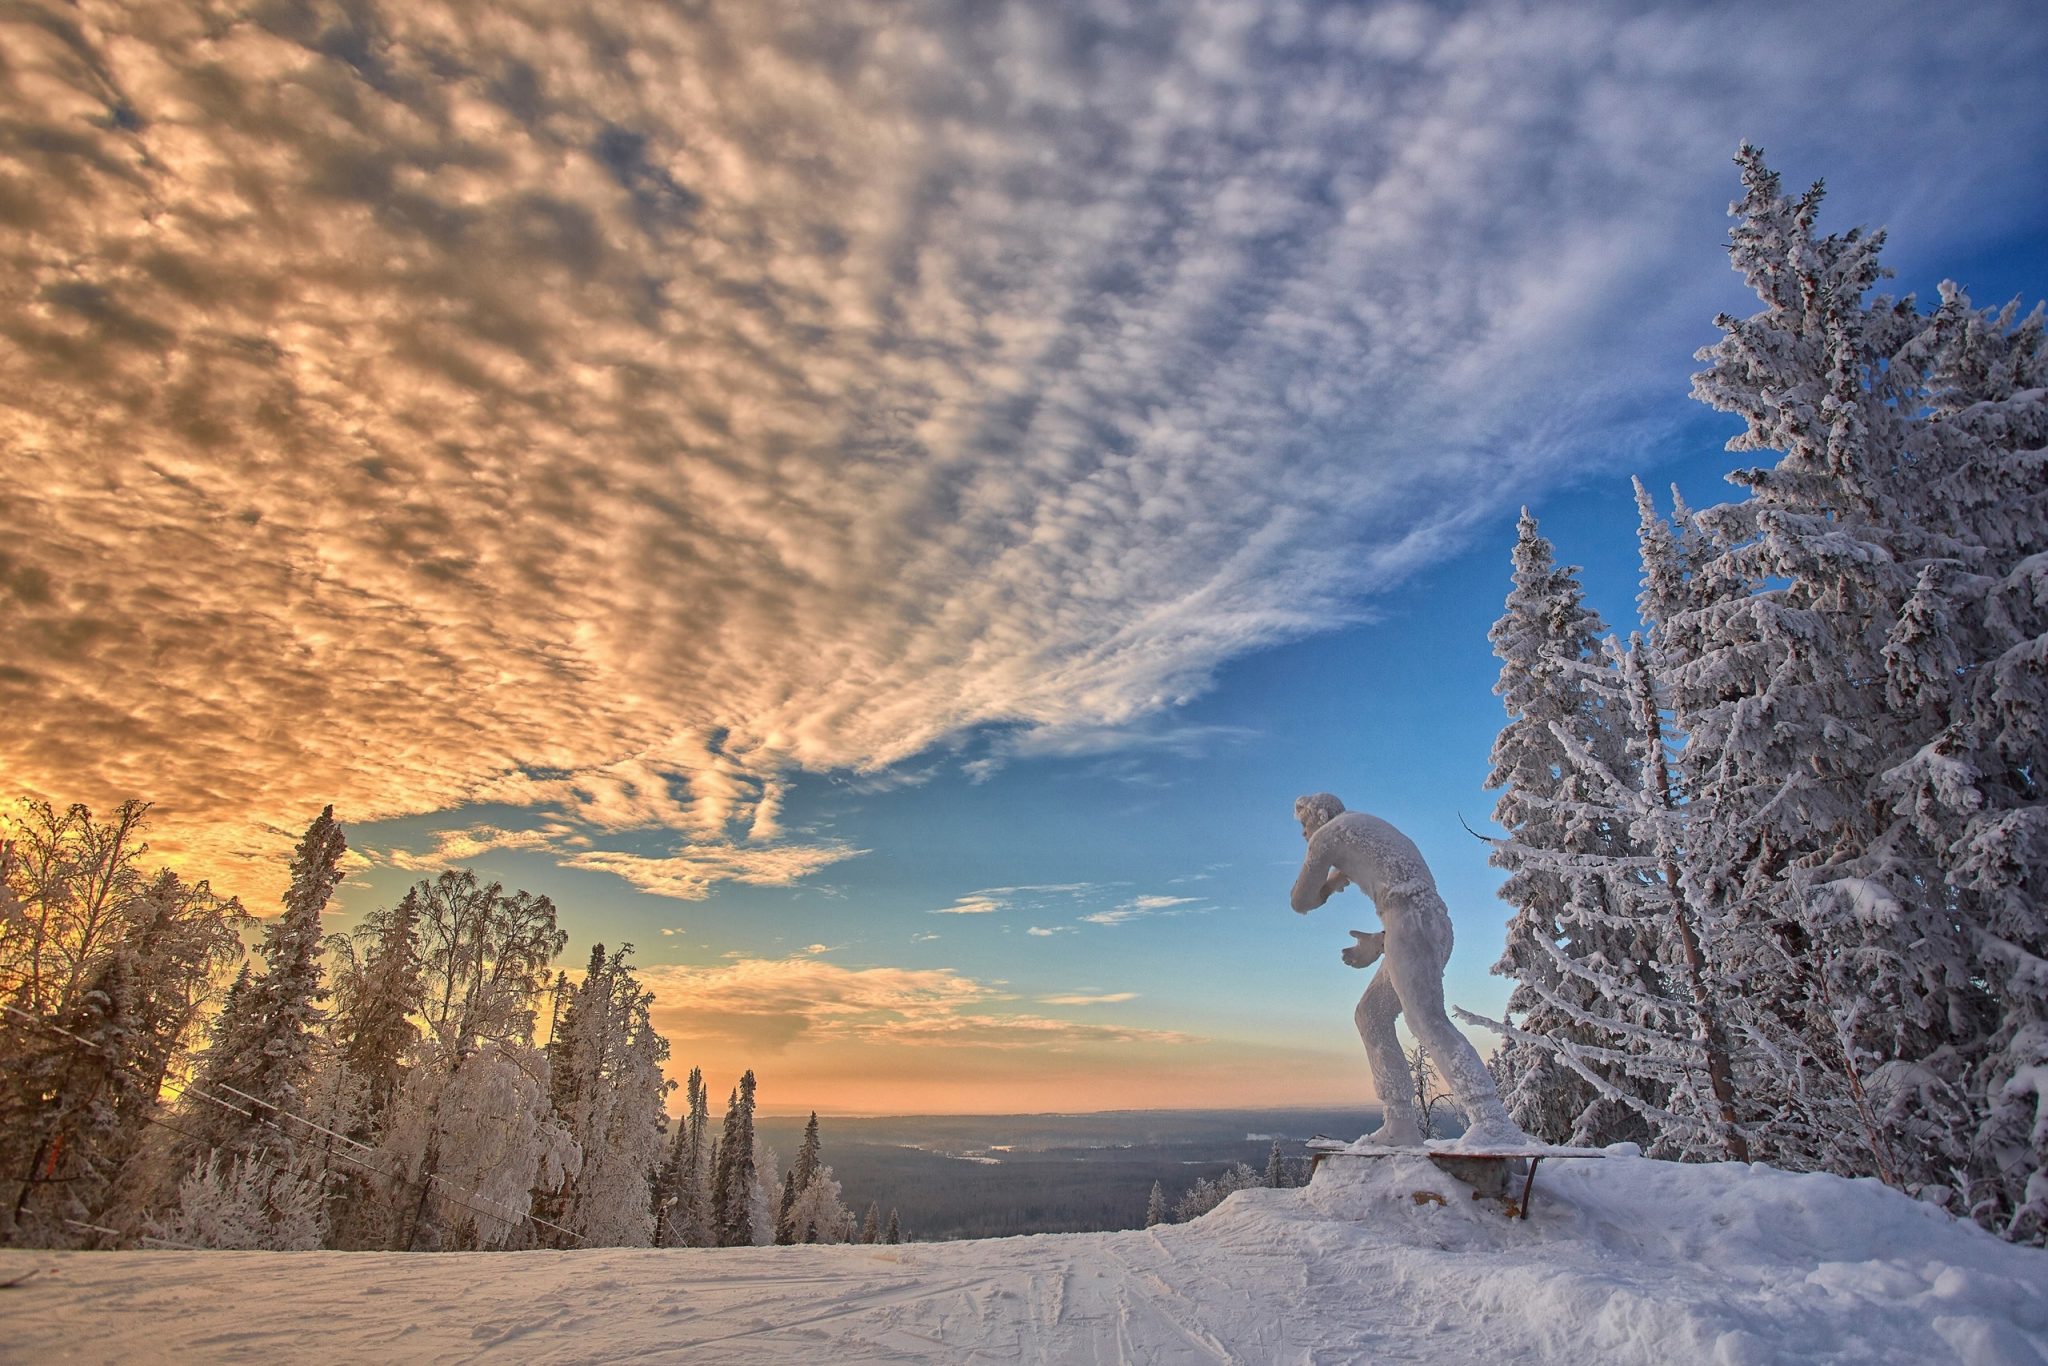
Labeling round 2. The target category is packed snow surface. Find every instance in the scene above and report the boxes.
[5,1152,2044,1363]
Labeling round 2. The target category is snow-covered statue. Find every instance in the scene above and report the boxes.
[1291,793,1523,1149]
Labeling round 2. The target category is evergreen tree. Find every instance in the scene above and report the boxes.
[679,1066,712,1246]
[711,1071,759,1247]
[884,1208,900,1244]
[1482,513,1671,1148]
[861,1200,881,1244]
[1886,282,2048,1236]
[181,808,345,1167]
[1145,1181,1166,1227]
[1675,147,1966,1182]
[326,888,425,1133]
[1264,1141,1285,1189]
[776,1112,823,1244]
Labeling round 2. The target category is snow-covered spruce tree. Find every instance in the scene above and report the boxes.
[178,808,346,1169]
[653,1065,713,1247]
[327,887,425,1131]
[861,1200,881,1244]
[711,1071,761,1247]
[538,944,672,1247]
[884,1207,901,1243]
[1481,512,1682,1148]
[1145,1181,1167,1227]
[1883,283,2048,1237]
[1477,488,1749,1164]
[1265,1140,1286,1188]
[1674,147,1983,1185]
[776,1111,823,1244]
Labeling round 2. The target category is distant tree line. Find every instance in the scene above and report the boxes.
[0,801,898,1251]
[1476,149,2045,1245]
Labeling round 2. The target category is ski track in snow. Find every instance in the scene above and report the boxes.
[4,1155,2045,1364]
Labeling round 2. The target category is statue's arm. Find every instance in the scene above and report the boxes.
[1290,842,1339,913]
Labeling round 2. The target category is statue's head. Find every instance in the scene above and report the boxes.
[1294,792,1344,836]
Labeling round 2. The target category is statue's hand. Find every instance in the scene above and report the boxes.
[1342,930,1384,969]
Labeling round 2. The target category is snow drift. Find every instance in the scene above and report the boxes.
[3,1151,2043,1363]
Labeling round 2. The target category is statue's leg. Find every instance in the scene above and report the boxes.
[1389,932,1523,1146]
[1355,966,1422,1146]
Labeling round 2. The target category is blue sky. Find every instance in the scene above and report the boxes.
[4,0,2045,1112]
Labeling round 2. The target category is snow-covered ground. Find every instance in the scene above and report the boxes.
[4,1152,2044,1364]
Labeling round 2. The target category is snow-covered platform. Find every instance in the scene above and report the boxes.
[1306,1137,1606,1216]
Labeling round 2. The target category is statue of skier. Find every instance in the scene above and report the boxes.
[1290,793,1524,1149]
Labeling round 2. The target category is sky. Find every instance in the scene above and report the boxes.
[4,0,2045,1116]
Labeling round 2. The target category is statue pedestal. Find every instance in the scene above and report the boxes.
[1305,1140,1607,1219]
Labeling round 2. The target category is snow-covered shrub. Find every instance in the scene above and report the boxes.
[149,1153,326,1251]
[1173,1163,1262,1222]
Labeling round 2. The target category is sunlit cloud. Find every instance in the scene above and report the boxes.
[1038,992,1139,1005]
[377,823,569,872]
[1081,893,1203,926]
[3,0,2040,900]
[640,956,1195,1054]
[931,895,1005,916]
[561,841,865,901]
[1026,927,1067,938]
[930,881,1111,917]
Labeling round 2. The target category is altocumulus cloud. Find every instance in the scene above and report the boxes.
[638,957,1190,1053]
[2,0,2041,894]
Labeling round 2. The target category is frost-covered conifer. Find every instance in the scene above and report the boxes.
[326,888,425,1134]
[885,1208,901,1244]
[653,1066,713,1247]
[1482,513,1665,1147]
[861,1200,881,1244]
[1675,148,1971,1182]
[777,1112,823,1244]
[181,809,345,1168]
[711,1071,760,1247]
[1885,283,2048,1235]
[1145,1181,1167,1227]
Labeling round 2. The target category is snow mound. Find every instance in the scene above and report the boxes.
[3,1153,2043,1364]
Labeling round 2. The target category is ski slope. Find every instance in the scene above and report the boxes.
[4,1151,2043,1363]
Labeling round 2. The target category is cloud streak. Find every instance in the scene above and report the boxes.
[639,956,1190,1054]
[2,0,2041,893]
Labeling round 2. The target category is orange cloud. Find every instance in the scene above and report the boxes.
[641,956,1189,1054]
[4,0,1704,905]
[561,842,865,901]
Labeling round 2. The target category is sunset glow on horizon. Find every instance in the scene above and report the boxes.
[5,0,2043,1116]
